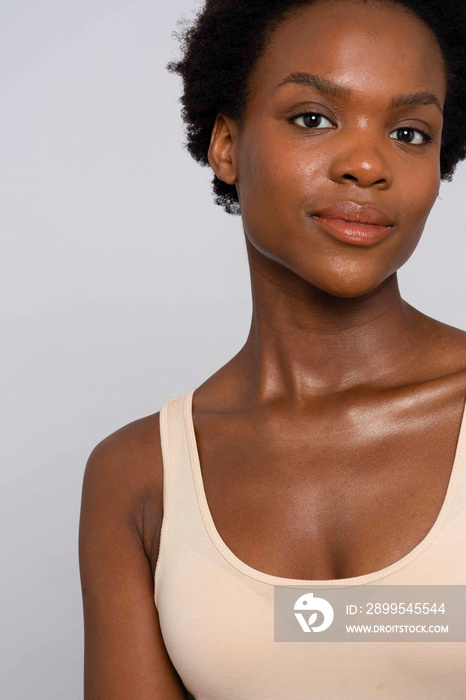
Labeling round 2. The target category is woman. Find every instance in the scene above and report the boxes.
[79,0,466,697]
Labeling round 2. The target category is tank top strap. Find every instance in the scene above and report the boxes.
[159,391,192,499]
[155,388,204,608]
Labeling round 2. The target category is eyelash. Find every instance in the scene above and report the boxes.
[290,111,434,146]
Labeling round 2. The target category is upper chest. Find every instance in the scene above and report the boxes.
[188,380,466,581]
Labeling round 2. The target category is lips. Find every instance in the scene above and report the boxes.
[312,201,394,226]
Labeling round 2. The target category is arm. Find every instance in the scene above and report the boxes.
[78,417,188,699]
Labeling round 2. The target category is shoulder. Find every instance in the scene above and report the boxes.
[82,410,164,577]
[79,409,190,699]
[412,308,466,375]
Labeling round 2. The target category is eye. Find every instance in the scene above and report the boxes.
[389,127,433,146]
[292,112,333,129]
[291,112,434,146]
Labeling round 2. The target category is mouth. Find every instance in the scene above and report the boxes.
[311,215,394,246]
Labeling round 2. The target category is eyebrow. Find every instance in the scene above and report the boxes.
[273,72,443,115]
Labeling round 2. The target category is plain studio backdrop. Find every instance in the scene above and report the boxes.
[1,1,465,698]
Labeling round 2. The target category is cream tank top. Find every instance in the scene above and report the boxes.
[154,388,466,699]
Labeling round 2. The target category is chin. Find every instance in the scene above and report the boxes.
[308,270,393,299]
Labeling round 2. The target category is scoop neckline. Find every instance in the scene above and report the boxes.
[184,386,466,588]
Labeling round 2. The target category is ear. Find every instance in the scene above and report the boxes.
[207,114,238,185]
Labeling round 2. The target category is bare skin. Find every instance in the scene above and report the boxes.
[191,0,466,580]
[80,2,466,695]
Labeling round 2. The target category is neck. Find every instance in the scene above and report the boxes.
[235,237,426,403]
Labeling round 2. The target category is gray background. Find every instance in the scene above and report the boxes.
[2,1,465,698]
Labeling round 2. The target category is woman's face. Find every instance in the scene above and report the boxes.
[223,0,447,298]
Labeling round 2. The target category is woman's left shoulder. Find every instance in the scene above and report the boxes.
[432,319,466,357]
[431,320,466,381]
[415,311,466,379]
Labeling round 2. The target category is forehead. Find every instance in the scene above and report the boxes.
[247,0,447,108]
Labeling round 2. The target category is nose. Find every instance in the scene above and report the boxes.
[328,131,392,188]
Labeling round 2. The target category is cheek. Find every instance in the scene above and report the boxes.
[395,165,440,247]
[237,129,315,227]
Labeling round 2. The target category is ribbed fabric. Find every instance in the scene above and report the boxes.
[154,388,466,699]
